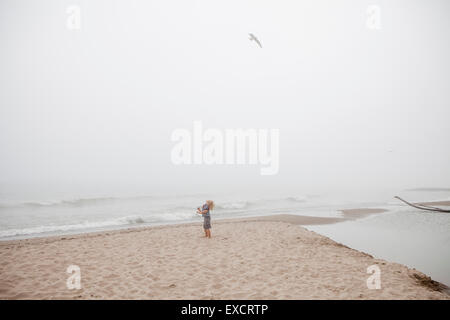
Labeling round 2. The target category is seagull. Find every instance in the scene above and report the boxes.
[249,33,262,48]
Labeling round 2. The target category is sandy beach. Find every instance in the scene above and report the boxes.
[0,213,448,300]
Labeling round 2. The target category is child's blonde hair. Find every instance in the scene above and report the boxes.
[206,200,215,210]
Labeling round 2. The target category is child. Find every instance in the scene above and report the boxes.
[197,200,214,238]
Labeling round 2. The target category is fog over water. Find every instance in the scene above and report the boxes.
[1,0,449,200]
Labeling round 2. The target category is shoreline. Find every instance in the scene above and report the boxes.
[2,198,448,242]
[0,213,448,299]
[0,214,348,246]
[0,207,389,243]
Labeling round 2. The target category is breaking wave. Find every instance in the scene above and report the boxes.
[0,197,121,209]
[0,215,146,238]
[285,196,308,203]
[216,201,251,210]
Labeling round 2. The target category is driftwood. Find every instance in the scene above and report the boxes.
[394,196,450,213]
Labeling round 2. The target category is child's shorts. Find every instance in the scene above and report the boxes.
[203,216,211,229]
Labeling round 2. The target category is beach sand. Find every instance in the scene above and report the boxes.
[0,214,448,300]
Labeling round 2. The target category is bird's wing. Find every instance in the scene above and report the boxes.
[248,33,262,48]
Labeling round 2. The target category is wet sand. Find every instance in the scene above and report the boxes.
[339,208,388,219]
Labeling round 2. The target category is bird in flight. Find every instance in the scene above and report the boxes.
[249,33,262,48]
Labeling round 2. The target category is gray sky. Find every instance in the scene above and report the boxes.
[1,0,449,198]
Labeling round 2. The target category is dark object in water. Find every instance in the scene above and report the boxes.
[394,196,450,213]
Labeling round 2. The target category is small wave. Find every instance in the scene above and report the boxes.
[0,215,146,238]
[0,197,125,209]
[155,210,196,221]
[0,196,161,209]
[285,196,307,203]
[216,201,250,210]
[23,197,119,208]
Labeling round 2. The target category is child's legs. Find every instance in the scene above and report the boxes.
[203,216,211,237]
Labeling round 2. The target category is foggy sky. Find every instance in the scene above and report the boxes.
[1,0,449,198]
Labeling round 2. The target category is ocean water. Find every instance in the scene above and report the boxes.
[306,191,450,286]
[0,188,449,285]
[0,189,393,240]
